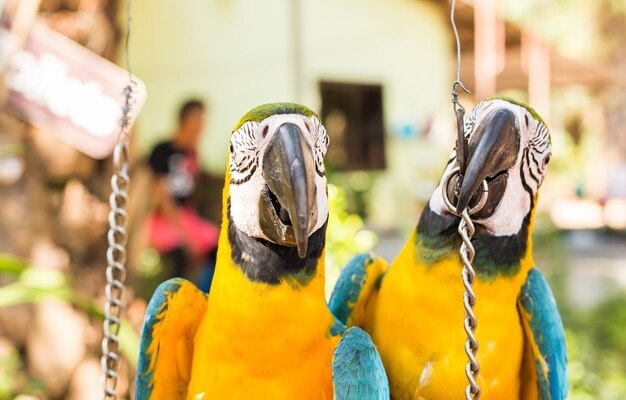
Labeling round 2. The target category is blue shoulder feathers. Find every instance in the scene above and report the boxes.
[519,268,568,400]
[329,253,387,326]
[135,278,187,397]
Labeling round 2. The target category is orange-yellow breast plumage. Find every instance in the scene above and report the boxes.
[362,231,535,399]
[184,191,340,400]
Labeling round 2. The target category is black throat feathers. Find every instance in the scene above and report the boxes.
[227,207,327,286]
[415,202,532,279]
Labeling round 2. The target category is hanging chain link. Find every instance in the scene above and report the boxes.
[101,0,135,398]
[101,136,130,400]
[442,168,488,400]
[458,210,481,399]
[449,1,483,399]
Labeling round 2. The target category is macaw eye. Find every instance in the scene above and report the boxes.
[229,138,243,165]
[543,153,552,168]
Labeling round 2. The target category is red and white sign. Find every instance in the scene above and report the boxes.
[4,21,146,159]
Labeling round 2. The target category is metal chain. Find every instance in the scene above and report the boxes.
[442,168,488,400]
[458,210,481,399]
[101,0,135,398]
[449,1,482,398]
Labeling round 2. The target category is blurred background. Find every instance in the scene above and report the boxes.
[0,0,625,399]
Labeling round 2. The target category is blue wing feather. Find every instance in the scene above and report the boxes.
[135,279,183,399]
[332,326,390,400]
[135,278,207,400]
[519,268,568,400]
[329,253,386,326]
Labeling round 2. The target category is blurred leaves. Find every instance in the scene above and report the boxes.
[0,254,27,276]
[565,295,626,399]
[325,184,377,269]
[533,227,626,399]
[0,268,71,307]
[590,296,626,362]
[0,254,139,368]
[0,340,20,399]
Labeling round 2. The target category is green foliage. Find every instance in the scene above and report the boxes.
[0,254,140,367]
[564,294,626,399]
[0,254,27,276]
[589,296,626,364]
[532,226,626,399]
[0,342,20,400]
[325,184,377,269]
[0,267,72,307]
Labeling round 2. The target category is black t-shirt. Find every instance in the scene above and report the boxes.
[149,141,199,205]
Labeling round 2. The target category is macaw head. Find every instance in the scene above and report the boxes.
[429,97,552,237]
[224,103,330,284]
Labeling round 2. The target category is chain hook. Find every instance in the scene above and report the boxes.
[452,80,471,114]
[450,0,471,176]
[450,0,471,111]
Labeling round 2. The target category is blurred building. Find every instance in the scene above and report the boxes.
[127,0,455,231]
[127,0,626,232]
[451,0,626,230]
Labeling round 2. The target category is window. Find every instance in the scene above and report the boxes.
[319,81,386,171]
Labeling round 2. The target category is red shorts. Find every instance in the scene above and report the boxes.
[146,208,219,255]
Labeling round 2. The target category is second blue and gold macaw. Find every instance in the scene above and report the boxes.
[330,98,568,399]
[135,103,389,399]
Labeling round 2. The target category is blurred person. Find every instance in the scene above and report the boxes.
[146,99,218,292]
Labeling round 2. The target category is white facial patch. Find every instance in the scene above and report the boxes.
[228,113,329,240]
[229,173,266,238]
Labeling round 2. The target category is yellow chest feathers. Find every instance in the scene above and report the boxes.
[187,254,340,400]
[364,238,533,399]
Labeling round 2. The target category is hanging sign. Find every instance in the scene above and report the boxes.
[4,20,146,159]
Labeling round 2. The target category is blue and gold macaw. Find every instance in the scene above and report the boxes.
[135,103,389,400]
[330,98,568,399]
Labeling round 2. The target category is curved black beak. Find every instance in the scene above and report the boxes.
[259,123,316,258]
[456,108,520,215]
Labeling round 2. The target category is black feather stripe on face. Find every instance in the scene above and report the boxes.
[520,148,536,210]
[311,116,329,177]
[229,122,260,185]
[525,148,541,186]
[530,151,541,170]
[230,164,257,185]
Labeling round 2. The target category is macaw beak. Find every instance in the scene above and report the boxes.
[259,122,317,258]
[455,108,520,217]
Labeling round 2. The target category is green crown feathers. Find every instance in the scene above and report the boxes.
[233,102,318,131]
[486,96,548,129]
